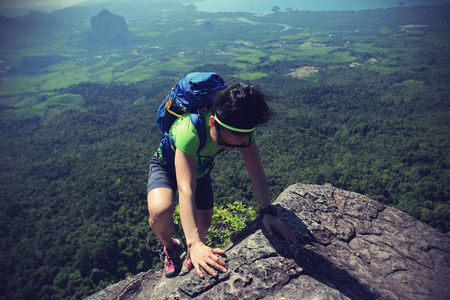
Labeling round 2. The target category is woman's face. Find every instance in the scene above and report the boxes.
[210,126,252,151]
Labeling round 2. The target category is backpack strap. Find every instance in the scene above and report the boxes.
[189,110,210,180]
[159,111,212,180]
[159,133,176,174]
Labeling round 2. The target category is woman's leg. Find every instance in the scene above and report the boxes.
[147,187,176,249]
[194,176,214,242]
[197,208,214,242]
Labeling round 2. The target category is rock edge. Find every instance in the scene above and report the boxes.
[85,183,450,300]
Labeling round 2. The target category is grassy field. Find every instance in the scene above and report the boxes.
[0,7,448,105]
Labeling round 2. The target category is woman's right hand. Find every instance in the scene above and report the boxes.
[189,241,227,278]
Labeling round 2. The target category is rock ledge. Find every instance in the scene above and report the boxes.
[85,183,450,300]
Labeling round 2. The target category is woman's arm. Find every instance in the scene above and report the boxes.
[241,140,296,244]
[174,147,200,247]
[174,148,227,278]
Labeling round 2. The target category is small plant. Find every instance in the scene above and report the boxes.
[173,201,257,248]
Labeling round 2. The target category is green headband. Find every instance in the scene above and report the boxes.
[214,116,255,133]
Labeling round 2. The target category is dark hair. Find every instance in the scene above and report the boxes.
[212,83,275,133]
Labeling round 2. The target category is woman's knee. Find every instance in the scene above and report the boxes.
[148,207,174,228]
[147,189,175,226]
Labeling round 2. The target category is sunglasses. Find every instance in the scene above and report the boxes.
[216,128,252,148]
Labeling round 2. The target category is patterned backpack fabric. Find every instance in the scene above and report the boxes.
[154,72,227,176]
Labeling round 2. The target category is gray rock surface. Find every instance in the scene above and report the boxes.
[85,183,450,300]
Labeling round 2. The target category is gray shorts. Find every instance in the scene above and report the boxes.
[147,152,214,210]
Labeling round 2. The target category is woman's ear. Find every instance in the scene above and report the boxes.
[209,115,215,127]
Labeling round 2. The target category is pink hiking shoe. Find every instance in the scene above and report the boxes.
[161,238,182,278]
[184,257,194,270]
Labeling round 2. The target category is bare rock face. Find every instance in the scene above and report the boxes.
[85,184,450,300]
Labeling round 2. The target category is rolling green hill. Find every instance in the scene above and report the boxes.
[0,3,449,299]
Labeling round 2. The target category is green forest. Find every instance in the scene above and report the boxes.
[0,2,449,299]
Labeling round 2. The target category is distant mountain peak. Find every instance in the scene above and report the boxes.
[87,9,130,47]
[97,9,114,16]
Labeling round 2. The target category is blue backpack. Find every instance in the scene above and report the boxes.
[154,72,227,176]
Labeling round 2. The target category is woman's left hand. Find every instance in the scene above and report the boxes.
[262,214,297,244]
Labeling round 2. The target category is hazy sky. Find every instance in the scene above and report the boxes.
[1,0,449,10]
[0,0,88,9]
